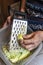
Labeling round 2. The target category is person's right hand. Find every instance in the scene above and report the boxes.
[19,31,43,51]
[3,16,12,27]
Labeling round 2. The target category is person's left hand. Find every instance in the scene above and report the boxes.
[3,16,12,27]
[3,15,22,27]
[19,31,42,51]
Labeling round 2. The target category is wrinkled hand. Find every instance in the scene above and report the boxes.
[3,16,12,27]
[19,31,42,51]
[3,15,22,27]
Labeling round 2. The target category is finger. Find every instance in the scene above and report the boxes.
[29,46,35,51]
[21,43,35,51]
[26,44,34,50]
[7,16,11,21]
[3,21,7,27]
[23,33,35,39]
[7,16,12,24]
[28,43,40,51]
[19,39,23,44]
[25,44,35,51]
[20,43,26,48]
[34,42,40,49]
[23,39,34,45]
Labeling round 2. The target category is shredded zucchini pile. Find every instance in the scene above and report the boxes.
[3,46,30,63]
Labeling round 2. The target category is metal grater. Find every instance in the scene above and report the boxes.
[9,11,27,51]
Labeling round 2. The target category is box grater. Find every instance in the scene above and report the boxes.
[9,11,28,51]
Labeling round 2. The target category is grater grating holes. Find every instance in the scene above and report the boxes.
[9,19,27,50]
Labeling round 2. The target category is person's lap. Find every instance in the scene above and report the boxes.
[27,49,43,65]
[27,44,43,65]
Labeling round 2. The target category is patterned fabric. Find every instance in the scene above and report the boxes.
[28,20,43,31]
[28,24,43,31]
[25,0,43,31]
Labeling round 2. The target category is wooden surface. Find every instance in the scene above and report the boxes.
[0,0,20,19]
[0,0,14,19]
[0,0,20,27]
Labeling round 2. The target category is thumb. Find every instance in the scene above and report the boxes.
[7,16,11,24]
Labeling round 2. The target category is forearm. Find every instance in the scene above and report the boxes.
[20,0,26,12]
[40,31,43,41]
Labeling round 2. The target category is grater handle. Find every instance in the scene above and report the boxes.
[14,10,27,19]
